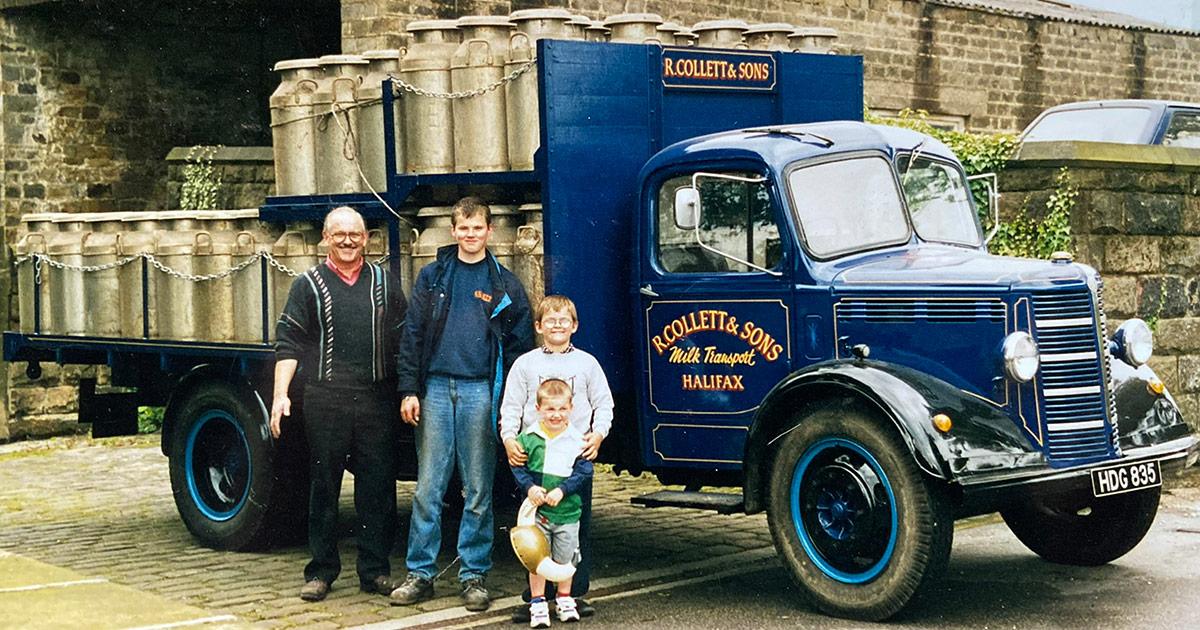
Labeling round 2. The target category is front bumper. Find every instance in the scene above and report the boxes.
[953,435,1198,516]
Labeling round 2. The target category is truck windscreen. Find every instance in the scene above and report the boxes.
[899,155,982,247]
[787,155,910,259]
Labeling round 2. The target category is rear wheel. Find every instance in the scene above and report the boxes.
[168,380,306,550]
[1001,486,1160,566]
[766,403,953,621]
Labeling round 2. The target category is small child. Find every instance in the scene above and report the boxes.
[510,379,594,627]
[500,295,614,621]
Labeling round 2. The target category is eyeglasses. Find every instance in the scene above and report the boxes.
[541,318,574,328]
[328,231,365,243]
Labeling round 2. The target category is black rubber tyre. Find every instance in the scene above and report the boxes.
[167,380,305,550]
[766,402,953,621]
[1001,486,1160,566]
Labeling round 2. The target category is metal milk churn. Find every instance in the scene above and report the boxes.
[487,205,520,271]
[657,22,683,44]
[604,13,663,44]
[358,50,405,192]
[515,203,545,306]
[693,19,750,49]
[15,214,54,333]
[565,15,591,40]
[269,58,321,196]
[584,20,610,42]
[451,16,514,173]
[314,55,368,194]
[47,214,89,335]
[506,8,572,172]
[193,210,241,343]
[269,223,321,330]
[673,29,697,46]
[746,23,795,51]
[220,209,271,343]
[411,206,455,280]
[117,213,161,338]
[80,213,125,337]
[401,20,460,174]
[154,212,205,341]
[790,27,839,54]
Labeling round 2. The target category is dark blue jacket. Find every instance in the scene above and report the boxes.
[396,245,534,429]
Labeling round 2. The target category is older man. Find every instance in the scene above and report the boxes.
[271,206,407,602]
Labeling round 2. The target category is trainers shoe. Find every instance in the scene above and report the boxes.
[361,575,404,595]
[461,578,490,611]
[529,600,551,628]
[299,578,330,602]
[575,598,595,618]
[556,596,580,623]
[389,574,433,606]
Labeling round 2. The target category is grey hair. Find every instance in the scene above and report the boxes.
[323,206,365,232]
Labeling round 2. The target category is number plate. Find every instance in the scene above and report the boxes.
[1090,460,1162,498]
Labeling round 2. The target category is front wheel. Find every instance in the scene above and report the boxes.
[167,380,305,550]
[1001,486,1160,566]
[766,403,953,621]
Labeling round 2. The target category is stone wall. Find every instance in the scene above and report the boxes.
[1000,142,1200,430]
[164,147,275,211]
[340,0,1200,134]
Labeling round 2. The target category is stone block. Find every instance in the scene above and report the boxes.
[1102,274,1137,318]
[1178,355,1200,393]
[1173,393,1200,433]
[1184,195,1200,236]
[1153,317,1200,354]
[1160,236,1200,274]
[8,413,85,440]
[1102,236,1160,273]
[999,167,1056,192]
[1078,190,1124,234]
[1136,275,1187,320]
[1138,171,1191,194]
[1126,193,1182,235]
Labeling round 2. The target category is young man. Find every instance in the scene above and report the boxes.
[392,196,534,611]
[271,206,407,602]
[500,295,613,621]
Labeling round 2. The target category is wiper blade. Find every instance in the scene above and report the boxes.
[742,127,834,148]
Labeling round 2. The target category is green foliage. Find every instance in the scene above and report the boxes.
[138,406,165,434]
[867,108,1076,259]
[180,145,223,210]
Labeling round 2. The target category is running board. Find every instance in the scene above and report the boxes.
[631,490,744,514]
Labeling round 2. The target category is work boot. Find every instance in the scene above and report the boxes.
[361,575,404,595]
[299,578,330,602]
[461,577,490,611]
[389,574,433,605]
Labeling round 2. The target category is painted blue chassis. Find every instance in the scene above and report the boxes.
[4,41,1194,507]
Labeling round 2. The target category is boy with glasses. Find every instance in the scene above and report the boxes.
[500,295,615,621]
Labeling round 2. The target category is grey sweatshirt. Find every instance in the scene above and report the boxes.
[499,345,615,442]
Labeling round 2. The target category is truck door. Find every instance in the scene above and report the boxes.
[637,168,795,470]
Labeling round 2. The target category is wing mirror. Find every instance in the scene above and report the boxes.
[673,186,700,230]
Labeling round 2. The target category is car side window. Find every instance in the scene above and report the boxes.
[1162,111,1200,148]
[657,172,782,274]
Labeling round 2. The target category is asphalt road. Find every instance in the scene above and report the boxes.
[470,487,1200,630]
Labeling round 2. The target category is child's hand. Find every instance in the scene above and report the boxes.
[582,432,604,461]
[528,486,546,506]
[544,488,564,507]
[504,438,528,466]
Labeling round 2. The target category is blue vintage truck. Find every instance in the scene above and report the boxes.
[5,40,1197,620]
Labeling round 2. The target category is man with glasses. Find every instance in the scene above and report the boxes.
[271,206,407,602]
[391,196,534,611]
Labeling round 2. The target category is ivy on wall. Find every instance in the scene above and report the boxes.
[866,108,1076,259]
[179,145,223,211]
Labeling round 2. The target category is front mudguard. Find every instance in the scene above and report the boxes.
[743,359,1041,513]
[1110,359,1191,449]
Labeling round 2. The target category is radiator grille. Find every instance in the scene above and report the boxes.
[837,299,1005,323]
[1031,289,1115,464]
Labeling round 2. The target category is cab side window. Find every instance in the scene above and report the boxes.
[1162,111,1200,148]
[656,172,781,274]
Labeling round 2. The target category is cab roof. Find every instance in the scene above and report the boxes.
[642,121,958,177]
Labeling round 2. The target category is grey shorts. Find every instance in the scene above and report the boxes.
[536,515,581,566]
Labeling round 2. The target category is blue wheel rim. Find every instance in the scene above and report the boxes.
[184,410,252,522]
[790,437,898,583]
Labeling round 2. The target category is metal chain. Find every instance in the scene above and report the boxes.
[15,252,308,282]
[143,253,262,283]
[388,58,536,100]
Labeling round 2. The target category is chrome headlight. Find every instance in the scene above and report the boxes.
[1111,318,1153,366]
[1003,332,1039,382]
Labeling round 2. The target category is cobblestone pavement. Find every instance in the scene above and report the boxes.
[0,436,778,629]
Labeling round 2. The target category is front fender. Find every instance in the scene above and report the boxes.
[1111,359,1191,448]
[161,364,267,457]
[743,359,1039,513]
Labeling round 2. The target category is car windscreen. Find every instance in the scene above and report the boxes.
[787,155,910,259]
[1022,107,1153,144]
[898,154,982,247]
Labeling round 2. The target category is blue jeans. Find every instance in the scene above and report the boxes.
[405,375,497,582]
